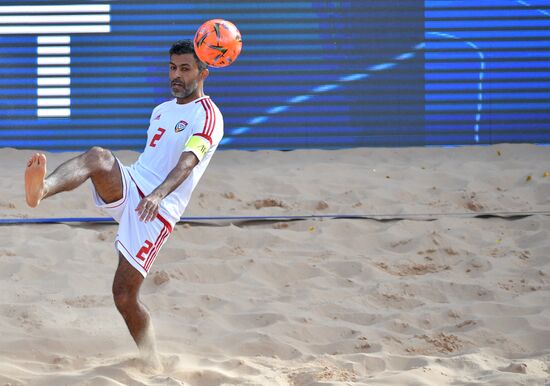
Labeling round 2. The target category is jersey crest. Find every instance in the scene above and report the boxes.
[175,120,188,133]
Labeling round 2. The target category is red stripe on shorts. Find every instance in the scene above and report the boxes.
[127,173,174,273]
[144,227,170,271]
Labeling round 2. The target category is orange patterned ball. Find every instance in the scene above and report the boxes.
[194,19,243,68]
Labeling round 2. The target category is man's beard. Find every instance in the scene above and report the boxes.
[170,80,197,99]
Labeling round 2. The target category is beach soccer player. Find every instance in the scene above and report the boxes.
[23,39,223,369]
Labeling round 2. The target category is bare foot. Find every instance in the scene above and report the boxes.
[25,153,47,208]
[137,321,163,373]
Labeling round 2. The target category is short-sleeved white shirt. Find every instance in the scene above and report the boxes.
[128,96,223,223]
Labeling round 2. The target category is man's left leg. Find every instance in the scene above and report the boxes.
[24,147,123,208]
[112,254,161,370]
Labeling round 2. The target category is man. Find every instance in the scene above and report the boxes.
[24,40,223,370]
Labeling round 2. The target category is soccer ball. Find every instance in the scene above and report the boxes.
[194,19,242,68]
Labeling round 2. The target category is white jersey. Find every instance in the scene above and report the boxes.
[128,96,223,223]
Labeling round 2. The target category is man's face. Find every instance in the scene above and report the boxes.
[169,54,202,99]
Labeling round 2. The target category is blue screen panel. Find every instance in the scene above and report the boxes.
[425,0,550,145]
[0,0,424,150]
[0,1,548,150]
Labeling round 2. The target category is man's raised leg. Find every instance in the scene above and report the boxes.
[112,254,162,371]
[24,146,123,208]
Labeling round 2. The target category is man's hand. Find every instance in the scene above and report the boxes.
[134,152,199,223]
[135,193,162,222]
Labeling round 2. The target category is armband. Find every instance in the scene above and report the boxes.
[184,135,211,161]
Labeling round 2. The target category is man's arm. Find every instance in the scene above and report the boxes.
[135,151,199,222]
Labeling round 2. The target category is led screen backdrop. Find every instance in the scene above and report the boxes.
[0,0,548,151]
[425,0,550,145]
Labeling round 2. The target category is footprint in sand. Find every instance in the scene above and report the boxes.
[499,362,527,374]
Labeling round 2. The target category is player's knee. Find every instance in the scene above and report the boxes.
[112,286,136,313]
[85,146,114,170]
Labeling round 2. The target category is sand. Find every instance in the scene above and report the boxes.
[0,144,549,385]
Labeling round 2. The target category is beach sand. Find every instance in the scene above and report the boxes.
[1,144,549,385]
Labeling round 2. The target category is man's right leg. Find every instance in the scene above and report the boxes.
[25,146,123,208]
[112,254,162,371]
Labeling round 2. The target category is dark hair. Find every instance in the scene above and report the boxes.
[169,39,207,71]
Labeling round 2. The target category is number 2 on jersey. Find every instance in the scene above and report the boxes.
[149,127,166,147]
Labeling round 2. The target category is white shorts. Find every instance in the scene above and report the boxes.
[91,159,174,277]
